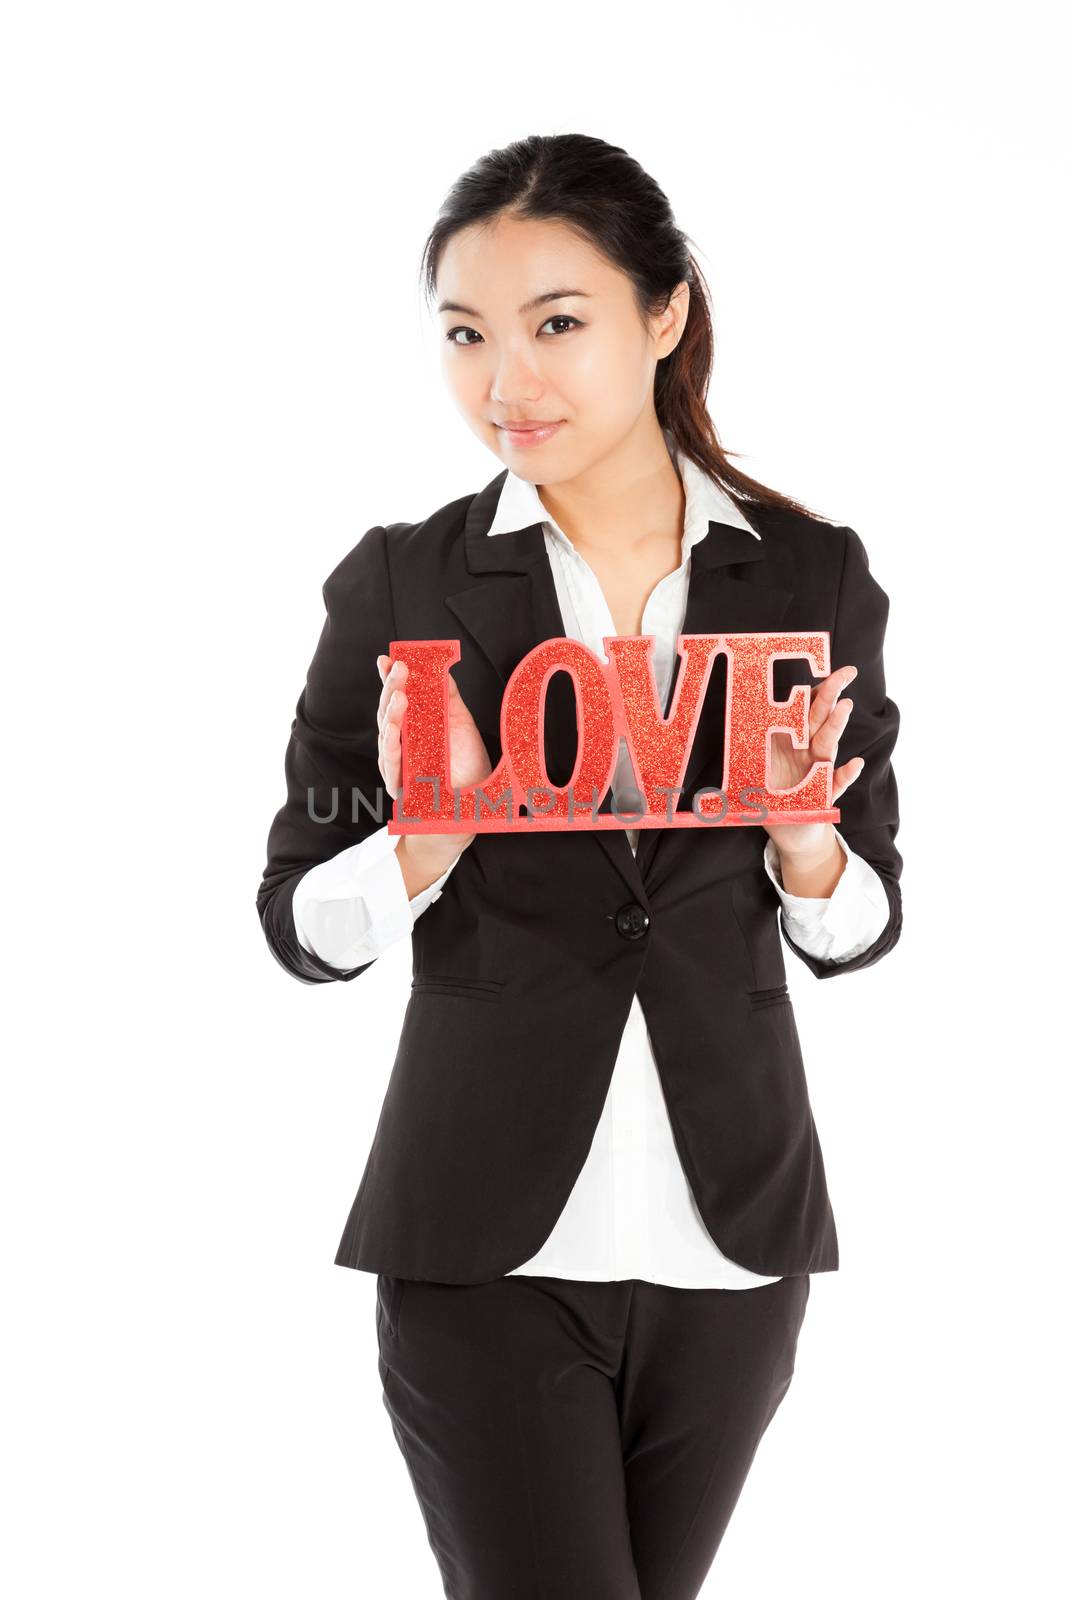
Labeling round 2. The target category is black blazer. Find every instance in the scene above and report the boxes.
[257,469,903,1283]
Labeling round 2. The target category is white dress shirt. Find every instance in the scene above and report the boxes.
[294,434,891,1287]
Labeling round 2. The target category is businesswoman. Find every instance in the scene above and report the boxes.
[258,133,903,1600]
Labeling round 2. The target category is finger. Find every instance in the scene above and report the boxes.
[376,657,408,730]
[767,694,845,764]
[808,665,858,737]
[830,754,865,803]
[376,658,393,730]
[809,695,854,762]
[445,672,466,713]
[808,665,857,736]
[386,687,407,729]
[378,693,407,785]
[377,694,394,783]
[376,654,393,717]
[381,719,402,794]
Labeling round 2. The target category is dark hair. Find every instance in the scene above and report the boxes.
[420,133,831,524]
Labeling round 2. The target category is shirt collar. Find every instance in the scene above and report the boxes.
[484,427,761,553]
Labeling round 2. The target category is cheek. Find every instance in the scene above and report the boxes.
[567,333,648,415]
[442,363,475,414]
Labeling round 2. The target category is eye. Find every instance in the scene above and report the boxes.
[540,315,583,336]
[444,314,585,347]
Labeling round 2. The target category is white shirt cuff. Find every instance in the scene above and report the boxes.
[763,827,892,964]
[292,826,458,972]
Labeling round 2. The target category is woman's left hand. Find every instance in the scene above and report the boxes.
[763,663,864,861]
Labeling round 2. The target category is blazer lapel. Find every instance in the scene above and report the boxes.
[444,469,794,899]
[633,516,794,883]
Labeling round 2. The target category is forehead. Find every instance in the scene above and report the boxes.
[436,215,622,310]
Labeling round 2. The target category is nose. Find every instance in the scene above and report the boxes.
[490,348,545,408]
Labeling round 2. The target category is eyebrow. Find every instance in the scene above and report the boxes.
[436,288,592,317]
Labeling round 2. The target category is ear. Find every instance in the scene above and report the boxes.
[656,280,691,358]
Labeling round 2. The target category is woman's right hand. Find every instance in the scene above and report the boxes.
[376,654,492,875]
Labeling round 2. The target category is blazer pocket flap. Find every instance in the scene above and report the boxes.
[748,982,791,1009]
[410,974,505,1001]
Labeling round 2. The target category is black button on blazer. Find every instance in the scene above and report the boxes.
[257,468,903,1283]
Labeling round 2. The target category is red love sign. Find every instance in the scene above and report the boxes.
[387,632,840,834]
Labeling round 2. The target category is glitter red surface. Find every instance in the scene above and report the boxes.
[387,633,840,834]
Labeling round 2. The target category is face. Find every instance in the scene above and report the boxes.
[435,213,688,484]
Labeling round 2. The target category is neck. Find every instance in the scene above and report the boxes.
[535,419,685,560]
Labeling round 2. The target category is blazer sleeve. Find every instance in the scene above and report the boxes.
[257,524,401,985]
[779,523,903,980]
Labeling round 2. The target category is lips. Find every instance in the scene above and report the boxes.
[495,419,565,447]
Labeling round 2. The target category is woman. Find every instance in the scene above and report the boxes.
[257,133,903,1599]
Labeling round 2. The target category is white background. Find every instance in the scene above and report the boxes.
[3,3,1063,1594]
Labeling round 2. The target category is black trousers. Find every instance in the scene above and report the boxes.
[376,1270,811,1600]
